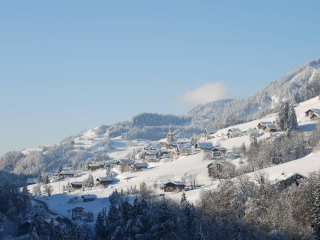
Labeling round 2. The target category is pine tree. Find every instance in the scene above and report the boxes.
[311,180,320,239]
[53,225,63,240]
[181,191,187,206]
[67,223,81,240]
[276,101,298,133]
[95,211,106,239]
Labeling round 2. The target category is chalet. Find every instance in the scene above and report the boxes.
[177,144,193,155]
[274,172,307,188]
[88,162,105,171]
[71,182,83,190]
[71,207,84,220]
[27,178,36,185]
[305,109,316,117]
[226,129,242,139]
[204,128,217,135]
[161,181,185,192]
[257,122,273,130]
[310,109,320,121]
[263,124,277,133]
[145,155,159,162]
[96,177,113,186]
[59,170,75,179]
[212,147,227,157]
[207,161,236,179]
[81,194,97,202]
[131,162,148,171]
[116,159,135,165]
[145,149,160,157]
[194,142,214,152]
[144,143,161,151]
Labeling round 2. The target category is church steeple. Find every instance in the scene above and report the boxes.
[167,127,174,143]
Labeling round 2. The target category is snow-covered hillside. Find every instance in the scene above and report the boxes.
[27,96,320,222]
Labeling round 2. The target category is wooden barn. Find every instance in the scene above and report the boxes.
[96,177,113,186]
[71,182,83,190]
[161,181,186,192]
[194,142,213,153]
[81,194,97,202]
[59,170,75,179]
[131,162,148,171]
[257,122,273,130]
[263,124,277,132]
[226,128,242,139]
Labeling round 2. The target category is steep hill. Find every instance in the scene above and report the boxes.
[190,58,320,128]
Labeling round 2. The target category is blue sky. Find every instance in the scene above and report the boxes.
[1,0,320,155]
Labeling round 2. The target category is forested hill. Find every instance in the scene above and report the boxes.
[189,58,320,128]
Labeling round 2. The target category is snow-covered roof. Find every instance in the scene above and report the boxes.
[228,128,241,133]
[212,147,227,151]
[134,162,149,167]
[145,155,158,160]
[81,194,97,199]
[176,138,192,144]
[258,121,273,126]
[60,170,75,175]
[311,109,320,117]
[117,159,135,164]
[264,124,277,130]
[274,172,307,182]
[162,181,186,186]
[71,181,83,185]
[96,177,113,182]
[27,178,36,184]
[195,142,213,149]
[177,144,192,151]
[145,150,160,155]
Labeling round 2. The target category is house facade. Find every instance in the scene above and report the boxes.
[131,163,148,171]
[71,182,83,189]
[71,207,84,220]
[161,181,185,192]
[96,177,113,186]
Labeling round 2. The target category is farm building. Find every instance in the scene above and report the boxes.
[81,194,97,202]
[131,162,148,171]
[176,144,193,155]
[71,182,83,190]
[161,181,186,192]
[194,142,213,153]
[59,170,75,179]
[263,124,277,132]
[257,121,273,130]
[96,177,113,186]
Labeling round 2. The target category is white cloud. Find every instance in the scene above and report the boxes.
[180,82,232,105]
